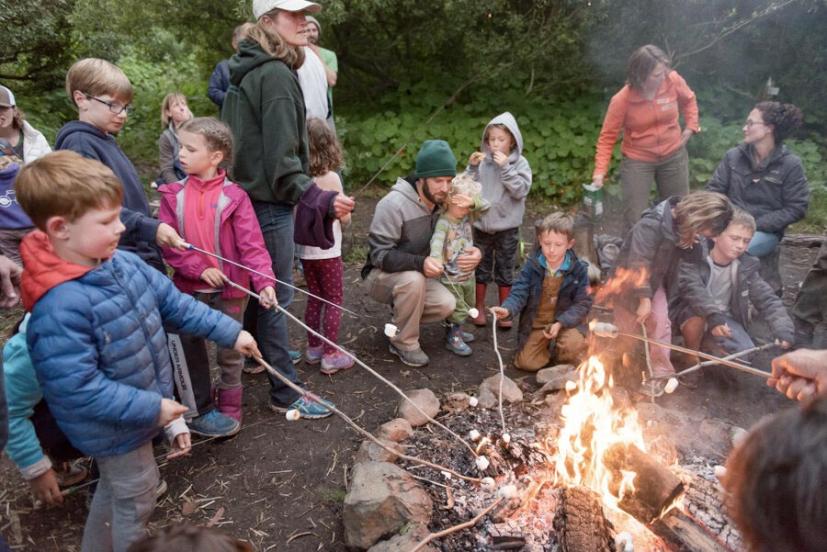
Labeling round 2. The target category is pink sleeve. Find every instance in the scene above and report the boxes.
[233,195,275,292]
[593,89,628,178]
[672,71,700,133]
[158,191,212,281]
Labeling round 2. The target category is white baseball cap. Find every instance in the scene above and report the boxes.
[252,0,321,19]
[0,86,15,108]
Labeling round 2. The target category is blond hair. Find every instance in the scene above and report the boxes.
[449,173,481,199]
[536,211,575,241]
[160,92,188,128]
[65,58,133,107]
[178,117,234,165]
[729,208,756,234]
[15,151,123,230]
[245,12,304,69]
[673,191,733,248]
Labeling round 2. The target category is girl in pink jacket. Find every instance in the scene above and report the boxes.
[159,117,276,424]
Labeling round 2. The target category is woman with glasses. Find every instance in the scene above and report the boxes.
[592,45,700,231]
[706,102,808,260]
[0,85,51,164]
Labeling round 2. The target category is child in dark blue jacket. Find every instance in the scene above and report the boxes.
[15,151,260,552]
[491,212,592,371]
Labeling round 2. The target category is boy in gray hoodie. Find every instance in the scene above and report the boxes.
[466,112,532,329]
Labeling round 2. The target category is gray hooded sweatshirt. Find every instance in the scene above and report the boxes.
[466,112,532,233]
[361,176,441,278]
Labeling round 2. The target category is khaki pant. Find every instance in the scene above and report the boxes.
[620,146,689,231]
[366,269,455,351]
[513,327,586,372]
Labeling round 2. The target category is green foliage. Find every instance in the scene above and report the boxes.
[339,82,608,205]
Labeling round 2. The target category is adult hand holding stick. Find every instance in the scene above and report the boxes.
[769,349,827,401]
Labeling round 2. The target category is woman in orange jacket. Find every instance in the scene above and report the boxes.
[592,45,700,230]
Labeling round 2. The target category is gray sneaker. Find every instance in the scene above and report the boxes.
[388,343,429,367]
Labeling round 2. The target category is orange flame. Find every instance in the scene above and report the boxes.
[593,267,649,306]
[552,356,646,510]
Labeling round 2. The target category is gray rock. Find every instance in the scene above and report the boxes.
[398,389,440,427]
[536,364,576,385]
[479,374,523,403]
[367,525,435,552]
[344,462,433,549]
[536,367,578,394]
[477,387,498,409]
[442,392,472,414]
[354,438,404,464]
[376,418,414,442]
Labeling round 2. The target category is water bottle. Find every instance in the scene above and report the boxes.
[582,182,604,218]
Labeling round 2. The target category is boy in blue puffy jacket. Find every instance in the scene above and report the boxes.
[14,151,260,552]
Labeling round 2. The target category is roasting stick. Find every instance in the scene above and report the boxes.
[640,323,657,402]
[221,278,479,459]
[591,322,771,379]
[184,243,362,319]
[488,310,508,439]
[655,342,776,380]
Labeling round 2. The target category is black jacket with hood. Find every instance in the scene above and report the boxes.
[706,143,809,236]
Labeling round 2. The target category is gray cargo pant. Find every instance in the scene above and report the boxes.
[620,146,689,230]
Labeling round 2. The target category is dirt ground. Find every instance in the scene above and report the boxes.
[0,193,820,551]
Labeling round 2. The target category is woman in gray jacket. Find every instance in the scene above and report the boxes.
[707,102,809,259]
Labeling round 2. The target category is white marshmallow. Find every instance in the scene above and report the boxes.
[501,433,511,445]
[468,396,479,407]
[285,409,301,421]
[564,380,578,392]
[497,484,518,499]
[664,378,679,394]
[475,455,490,471]
[480,477,496,491]
[468,308,479,319]
[440,471,452,480]
[384,323,399,337]
[468,429,481,441]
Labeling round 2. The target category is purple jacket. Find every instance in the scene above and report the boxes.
[158,177,275,299]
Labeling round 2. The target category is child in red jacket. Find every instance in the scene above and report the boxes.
[159,117,277,425]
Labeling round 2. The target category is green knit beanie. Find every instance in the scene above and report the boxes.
[415,140,457,178]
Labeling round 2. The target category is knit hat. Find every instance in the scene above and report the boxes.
[415,140,457,179]
[0,86,15,108]
[306,15,321,35]
[252,0,320,19]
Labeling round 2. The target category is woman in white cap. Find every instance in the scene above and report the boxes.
[221,0,354,419]
[0,85,51,164]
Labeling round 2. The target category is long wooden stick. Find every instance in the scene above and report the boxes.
[657,342,775,380]
[489,310,508,436]
[618,331,771,379]
[222,278,479,458]
[410,497,504,552]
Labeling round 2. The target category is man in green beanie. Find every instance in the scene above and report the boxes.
[361,140,482,367]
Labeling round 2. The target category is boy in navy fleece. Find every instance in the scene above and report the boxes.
[15,151,260,551]
[55,58,183,269]
[491,212,592,371]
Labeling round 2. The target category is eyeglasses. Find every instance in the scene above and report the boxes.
[85,94,132,115]
[744,119,766,128]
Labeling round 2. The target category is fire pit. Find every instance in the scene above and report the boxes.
[342,354,745,551]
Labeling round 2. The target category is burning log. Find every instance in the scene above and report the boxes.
[553,486,615,552]
[603,443,684,524]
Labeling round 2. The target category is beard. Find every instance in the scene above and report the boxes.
[421,180,445,206]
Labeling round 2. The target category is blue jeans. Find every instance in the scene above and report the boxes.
[253,201,302,406]
[747,231,780,258]
[701,316,756,361]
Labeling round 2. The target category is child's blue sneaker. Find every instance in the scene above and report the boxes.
[270,396,334,419]
[289,350,302,365]
[188,409,241,437]
[445,324,472,357]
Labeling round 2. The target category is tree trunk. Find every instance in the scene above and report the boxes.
[553,487,616,552]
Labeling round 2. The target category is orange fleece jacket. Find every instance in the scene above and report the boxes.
[593,70,699,178]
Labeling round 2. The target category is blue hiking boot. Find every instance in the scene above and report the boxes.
[270,396,334,419]
[188,410,241,437]
[445,323,472,357]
